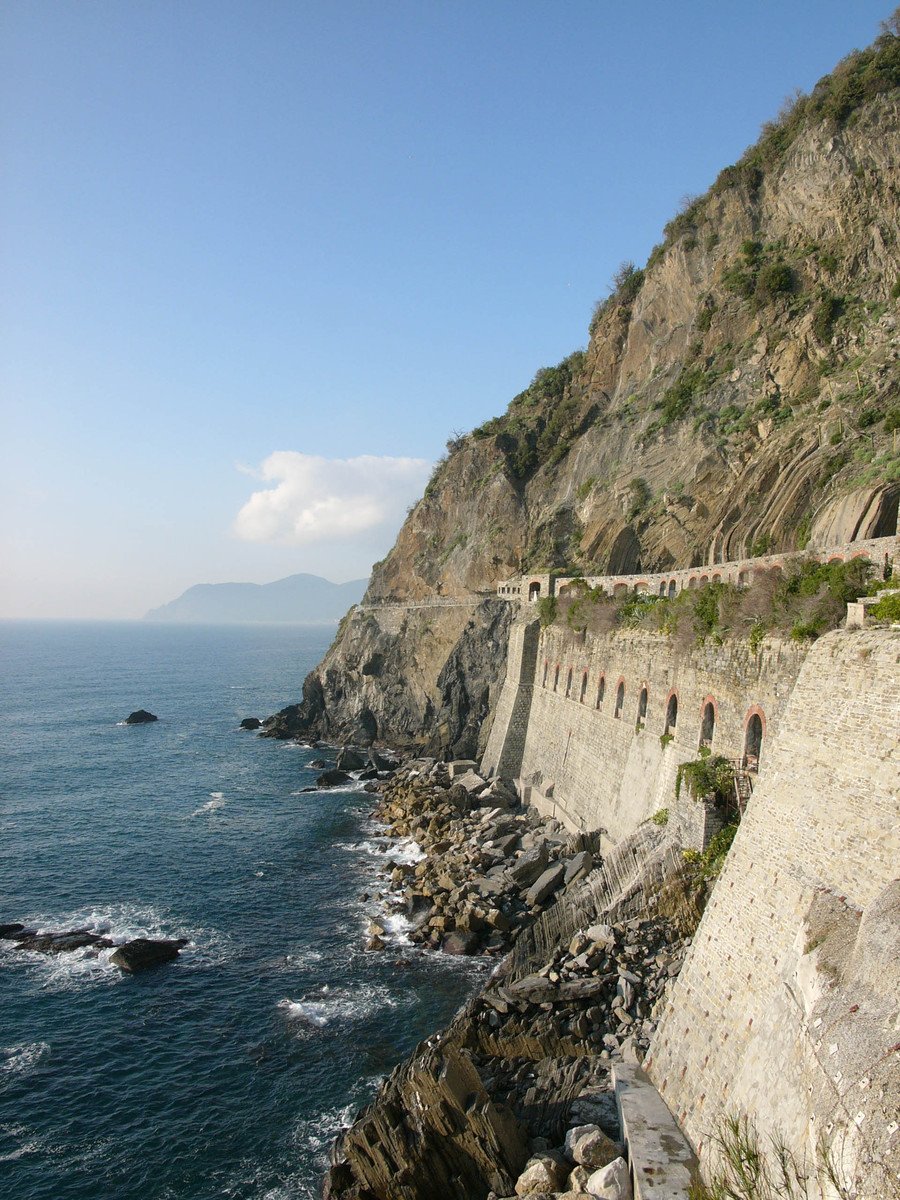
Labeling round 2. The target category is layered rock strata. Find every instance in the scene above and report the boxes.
[327,775,688,1200]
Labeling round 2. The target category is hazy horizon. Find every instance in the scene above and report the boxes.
[2,0,892,618]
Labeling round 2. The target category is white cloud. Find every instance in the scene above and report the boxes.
[233,450,432,545]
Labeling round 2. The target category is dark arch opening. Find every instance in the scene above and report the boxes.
[528,581,541,602]
[614,682,625,719]
[659,581,667,596]
[542,661,548,688]
[565,668,573,699]
[665,693,678,734]
[636,686,648,730]
[596,676,606,709]
[553,664,560,692]
[700,701,715,749]
[668,580,677,598]
[745,713,763,771]
[579,671,588,703]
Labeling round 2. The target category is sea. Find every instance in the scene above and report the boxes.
[0,621,490,1200]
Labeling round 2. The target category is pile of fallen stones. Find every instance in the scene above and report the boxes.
[499,1112,633,1198]
[473,915,686,1065]
[324,754,689,1200]
[363,759,594,956]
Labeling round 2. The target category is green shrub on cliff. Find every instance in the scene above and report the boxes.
[872,590,900,621]
[536,595,558,627]
[676,755,735,805]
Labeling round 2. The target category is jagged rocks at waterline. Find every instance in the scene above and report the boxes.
[239,717,262,730]
[2,927,115,955]
[364,762,590,957]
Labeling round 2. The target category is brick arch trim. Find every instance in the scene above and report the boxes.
[743,704,767,734]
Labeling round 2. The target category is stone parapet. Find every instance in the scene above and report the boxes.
[497,533,898,604]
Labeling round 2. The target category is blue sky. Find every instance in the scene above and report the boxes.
[1,1,892,618]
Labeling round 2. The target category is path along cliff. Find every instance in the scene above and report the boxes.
[264,32,900,1200]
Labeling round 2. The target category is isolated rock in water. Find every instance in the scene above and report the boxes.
[125,709,158,724]
[0,923,26,939]
[308,758,329,769]
[110,937,188,973]
[316,769,352,788]
[239,717,262,730]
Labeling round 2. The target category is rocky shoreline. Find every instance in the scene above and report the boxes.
[320,752,688,1200]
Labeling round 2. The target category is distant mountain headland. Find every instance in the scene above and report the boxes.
[144,573,367,624]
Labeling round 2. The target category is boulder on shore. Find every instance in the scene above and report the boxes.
[336,747,367,771]
[316,768,353,788]
[239,717,262,730]
[110,937,188,973]
[125,709,158,725]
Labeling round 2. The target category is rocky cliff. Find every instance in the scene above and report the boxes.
[266,32,899,749]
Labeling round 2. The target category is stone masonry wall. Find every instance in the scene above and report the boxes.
[645,628,900,1199]
[484,618,807,843]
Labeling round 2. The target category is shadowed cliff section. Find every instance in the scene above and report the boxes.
[267,29,899,747]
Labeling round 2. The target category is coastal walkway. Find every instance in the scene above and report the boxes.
[496,532,897,604]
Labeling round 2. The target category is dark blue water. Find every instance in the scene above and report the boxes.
[0,622,487,1199]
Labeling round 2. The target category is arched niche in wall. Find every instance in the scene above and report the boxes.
[744,706,766,772]
[553,664,560,692]
[565,667,573,699]
[579,671,588,703]
[699,697,717,749]
[636,685,648,731]
[664,691,678,735]
[614,680,625,719]
[596,675,606,709]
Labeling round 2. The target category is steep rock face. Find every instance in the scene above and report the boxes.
[270,61,899,745]
[263,599,512,756]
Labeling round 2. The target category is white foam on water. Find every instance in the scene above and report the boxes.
[0,1042,50,1077]
[0,1122,47,1163]
[192,791,226,816]
[339,836,424,866]
[282,949,323,968]
[3,903,230,993]
[276,984,402,1033]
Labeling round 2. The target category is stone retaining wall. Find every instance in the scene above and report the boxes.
[644,628,900,1200]
[483,620,806,842]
